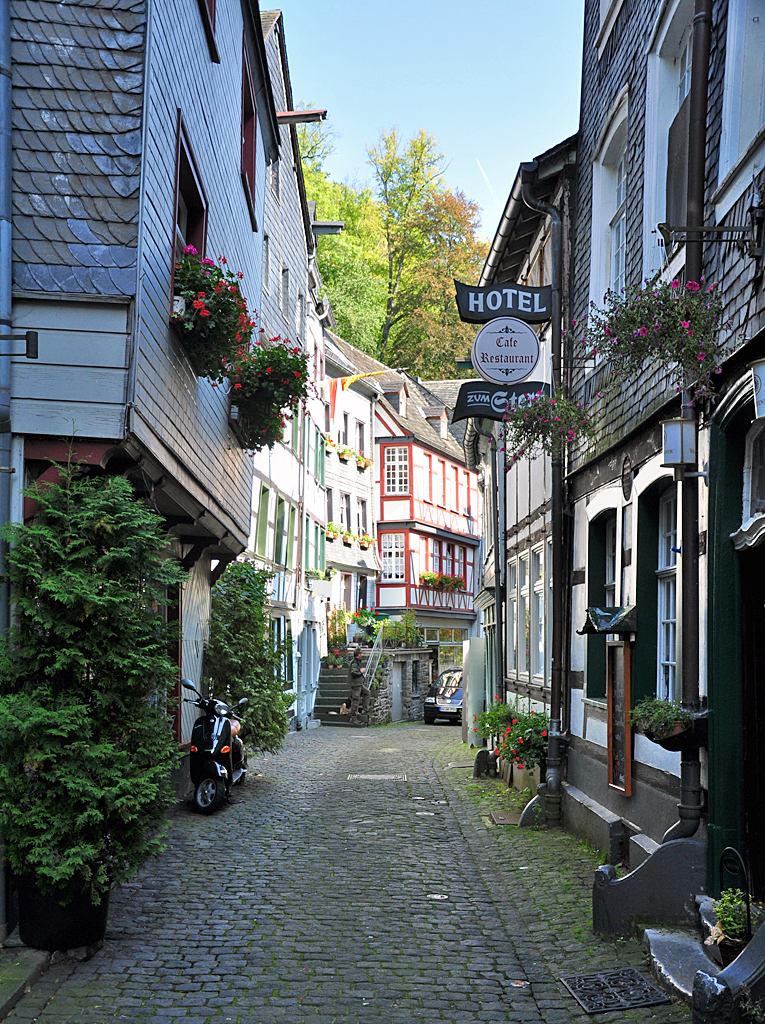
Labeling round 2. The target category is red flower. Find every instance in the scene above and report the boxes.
[199,309,210,317]
[233,382,241,389]
[542,730,548,737]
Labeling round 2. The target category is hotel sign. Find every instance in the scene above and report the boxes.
[454,279,552,324]
[470,317,540,385]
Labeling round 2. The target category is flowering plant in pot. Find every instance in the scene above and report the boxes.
[358,533,375,550]
[219,336,309,452]
[438,573,466,592]
[419,571,440,588]
[171,247,256,378]
[578,278,728,398]
[503,391,593,464]
[356,453,373,469]
[337,445,355,461]
[342,530,355,545]
[325,437,337,454]
[0,468,184,950]
[496,703,550,772]
[326,521,342,540]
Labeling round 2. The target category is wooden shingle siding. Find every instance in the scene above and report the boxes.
[131,0,268,541]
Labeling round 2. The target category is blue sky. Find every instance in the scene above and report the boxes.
[277,0,586,239]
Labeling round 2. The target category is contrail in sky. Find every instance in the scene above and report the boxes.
[476,159,500,206]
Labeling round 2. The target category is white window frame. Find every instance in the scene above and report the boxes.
[518,554,530,676]
[589,89,629,311]
[641,0,694,279]
[718,0,765,192]
[381,533,405,581]
[531,546,545,678]
[656,489,678,700]
[385,446,409,495]
[507,560,517,673]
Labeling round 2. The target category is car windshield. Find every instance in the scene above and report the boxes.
[435,670,462,698]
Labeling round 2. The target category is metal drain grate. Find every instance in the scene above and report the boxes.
[347,773,407,781]
[561,969,670,1014]
[489,809,522,825]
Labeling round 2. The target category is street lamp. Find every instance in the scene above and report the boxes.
[661,417,697,467]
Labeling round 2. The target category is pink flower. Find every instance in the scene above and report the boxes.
[671,279,680,289]
[698,353,705,360]
[681,321,690,329]
[686,281,700,292]
[183,244,197,255]
[638,327,648,336]
[201,258,215,266]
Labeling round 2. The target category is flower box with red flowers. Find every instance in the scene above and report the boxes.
[171,247,256,378]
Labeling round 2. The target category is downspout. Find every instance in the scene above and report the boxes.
[520,162,564,826]
[0,0,12,940]
[662,0,711,844]
[474,422,504,707]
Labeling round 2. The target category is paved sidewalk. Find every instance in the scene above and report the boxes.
[3,724,691,1023]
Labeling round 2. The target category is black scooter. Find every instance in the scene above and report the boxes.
[181,678,248,814]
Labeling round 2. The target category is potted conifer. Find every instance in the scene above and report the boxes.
[0,466,184,950]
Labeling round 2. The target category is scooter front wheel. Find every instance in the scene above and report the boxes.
[194,777,225,814]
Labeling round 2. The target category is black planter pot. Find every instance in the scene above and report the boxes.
[17,876,109,951]
[645,711,708,751]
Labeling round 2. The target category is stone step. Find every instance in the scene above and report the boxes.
[642,927,719,1005]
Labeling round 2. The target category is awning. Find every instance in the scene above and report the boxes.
[577,606,637,635]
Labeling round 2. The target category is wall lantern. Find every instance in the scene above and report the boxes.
[661,418,697,467]
[749,358,765,419]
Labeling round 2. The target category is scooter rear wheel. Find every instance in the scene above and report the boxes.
[194,777,225,814]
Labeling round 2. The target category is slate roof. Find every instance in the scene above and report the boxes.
[329,336,466,463]
[11,0,144,295]
[421,379,471,446]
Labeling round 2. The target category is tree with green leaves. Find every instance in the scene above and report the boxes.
[203,560,293,752]
[366,129,445,362]
[0,468,185,901]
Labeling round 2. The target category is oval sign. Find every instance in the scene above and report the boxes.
[471,317,541,385]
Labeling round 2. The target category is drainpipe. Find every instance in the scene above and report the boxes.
[662,0,711,844]
[474,423,504,708]
[0,0,11,940]
[520,162,564,826]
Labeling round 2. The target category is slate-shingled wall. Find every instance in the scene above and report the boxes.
[11,0,143,296]
[569,0,765,469]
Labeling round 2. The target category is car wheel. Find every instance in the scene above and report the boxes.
[424,715,435,725]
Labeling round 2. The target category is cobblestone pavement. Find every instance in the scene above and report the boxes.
[6,724,692,1024]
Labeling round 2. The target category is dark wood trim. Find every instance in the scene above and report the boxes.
[607,640,632,795]
[241,36,258,231]
[196,0,220,63]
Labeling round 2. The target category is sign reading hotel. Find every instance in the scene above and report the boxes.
[470,317,540,385]
[454,279,552,324]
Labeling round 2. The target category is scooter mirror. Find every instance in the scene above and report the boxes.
[181,679,199,693]
[235,698,249,710]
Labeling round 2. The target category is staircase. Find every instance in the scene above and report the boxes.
[313,643,378,728]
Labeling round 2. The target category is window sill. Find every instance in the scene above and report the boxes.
[713,129,765,222]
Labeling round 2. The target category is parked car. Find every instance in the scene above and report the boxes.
[424,669,463,725]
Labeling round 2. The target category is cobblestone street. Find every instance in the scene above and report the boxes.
[7,725,692,1024]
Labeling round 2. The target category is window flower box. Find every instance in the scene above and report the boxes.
[358,534,375,550]
[325,437,337,454]
[356,455,373,470]
[337,446,355,461]
[326,521,342,541]
[342,531,355,546]
[171,246,256,378]
[418,571,466,592]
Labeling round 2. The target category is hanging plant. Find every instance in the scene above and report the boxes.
[218,336,310,452]
[503,391,594,464]
[171,247,256,378]
[578,278,729,398]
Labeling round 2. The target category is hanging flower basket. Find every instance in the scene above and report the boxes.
[218,336,309,452]
[171,247,256,378]
[578,278,730,399]
[503,391,594,464]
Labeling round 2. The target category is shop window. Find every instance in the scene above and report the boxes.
[196,0,220,63]
[381,533,405,580]
[241,43,258,231]
[173,119,207,266]
[385,447,409,494]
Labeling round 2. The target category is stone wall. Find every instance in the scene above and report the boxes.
[368,648,430,725]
